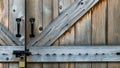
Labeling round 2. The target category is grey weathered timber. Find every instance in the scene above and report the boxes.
[27,0,99,46]
[0,24,23,46]
[0,46,24,62]
[27,45,120,62]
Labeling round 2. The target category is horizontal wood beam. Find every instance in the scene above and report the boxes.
[27,0,99,46]
[0,24,23,46]
[28,45,120,62]
[1,45,120,62]
[0,46,24,62]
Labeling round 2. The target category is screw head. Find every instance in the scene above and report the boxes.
[30,18,35,23]
[16,18,21,22]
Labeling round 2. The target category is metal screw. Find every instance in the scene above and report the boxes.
[68,53,72,56]
[85,53,88,55]
[53,53,56,56]
[46,54,50,56]
[78,53,81,55]
[6,57,9,60]
[62,53,65,56]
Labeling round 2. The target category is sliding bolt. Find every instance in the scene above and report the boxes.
[29,18,35,38]
[16,18,21,37]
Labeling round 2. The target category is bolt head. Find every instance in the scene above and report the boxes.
[30,18,35,23]
[16,18,21,22]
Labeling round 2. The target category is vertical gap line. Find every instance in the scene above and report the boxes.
[105,0,108,45]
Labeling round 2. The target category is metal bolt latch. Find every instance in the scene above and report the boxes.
[29,18,35,38]
[16,18,21,37]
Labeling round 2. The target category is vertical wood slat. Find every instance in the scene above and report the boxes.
[108,0,120,68]
[75,11,91,68]
[42,0,59,68]
[92,0,107,68]
[26,0,43,68]
[26,0,35,43]
[58,0,75,68]
[9,0,25,68]
[0,0,9,68]
[0,0,8,45]
[9,0,25,44]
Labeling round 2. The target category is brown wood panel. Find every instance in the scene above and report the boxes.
[92,0,107,68]
[0,0,8,45]
[26,0,36,43]
[42,0,59,68]
[75,11,91,68]
[108,0,120,68]
[59,0,75,68]
[26,0,43,68]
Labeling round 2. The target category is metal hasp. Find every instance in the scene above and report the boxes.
[0,46,24,62]
[27,45,120,62]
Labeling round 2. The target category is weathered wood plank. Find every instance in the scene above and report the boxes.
[92,0,106,45]
[59,0,75,68]
[108,0,120,68]
[26,0,43,68]
[0,0,8,28]
[75,63,91,68]
[42,0,59,68]
[75,11,91,45]
[9,0,25,68]
[27,63,42,68]
[75,9,91,68]
[92,0,107,68]
[27,0,99,46]
[9,0,25,44]
[0,0,9,67]
[0,24,23,46]
[26,0,35,43]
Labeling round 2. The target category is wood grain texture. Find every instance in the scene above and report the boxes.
[9,0,25,68]
[75,10,91,68]
[9,0,25,44]
[0,0,9,68]
[108,0,120,44]
[75,63,91,68]
[43,0,53,29]
[0,24,23,46]
[27,0,99,46]
[27,63,42,68]
[92,0,107,68]
[75,11,91,45]
[92,0,107,45]
[42,0,59,68]
[108,0,120,68]
[59,0,74,68]
[0,0,8,45]
[26,0,35,43]
[26,0,43,68]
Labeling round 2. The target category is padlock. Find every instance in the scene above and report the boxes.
[19,60,25,68]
